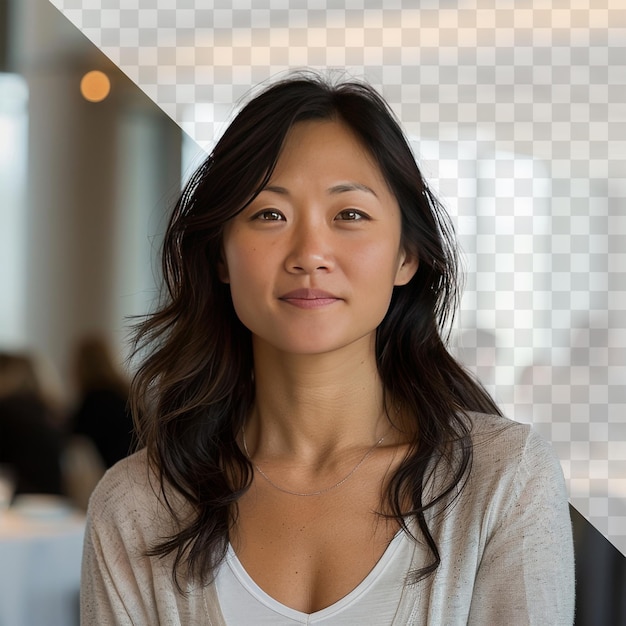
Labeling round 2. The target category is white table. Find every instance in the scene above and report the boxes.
[0,499,85,626]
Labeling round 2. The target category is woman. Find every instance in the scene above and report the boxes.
[81,72,575,624]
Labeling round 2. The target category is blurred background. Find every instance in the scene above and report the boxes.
[0,3,188,621]
[1,0,186,382]
[0,0,624,624]
[0,0,193,498]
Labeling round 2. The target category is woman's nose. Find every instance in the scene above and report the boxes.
[285,222,335,274]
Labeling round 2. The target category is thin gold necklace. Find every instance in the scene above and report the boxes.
[241,425,387,497]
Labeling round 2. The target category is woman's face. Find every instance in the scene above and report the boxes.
[220,119,418,358]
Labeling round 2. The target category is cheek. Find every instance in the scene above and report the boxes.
[223,244,269,313]
[350,240,403,280]
[222,234,256,283]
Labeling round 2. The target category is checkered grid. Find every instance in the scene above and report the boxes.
[48,0,626,554]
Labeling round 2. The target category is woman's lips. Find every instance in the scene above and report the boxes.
[279,289,342,309]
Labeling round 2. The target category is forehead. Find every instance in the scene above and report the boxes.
[272,119,388,185]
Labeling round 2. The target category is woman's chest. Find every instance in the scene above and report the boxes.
[231,485,400,614]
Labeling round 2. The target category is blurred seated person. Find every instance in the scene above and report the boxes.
[71,335,135,468]
[0,352,65,495]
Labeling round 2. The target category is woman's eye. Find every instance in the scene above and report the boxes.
[337,209,367,221]
[254,210,284,221]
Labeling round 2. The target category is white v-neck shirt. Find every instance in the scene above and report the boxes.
[215,529,412,625]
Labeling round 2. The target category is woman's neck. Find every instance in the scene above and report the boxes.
[248,338,389,459]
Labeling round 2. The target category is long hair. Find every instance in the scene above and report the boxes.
[130,70,501,589]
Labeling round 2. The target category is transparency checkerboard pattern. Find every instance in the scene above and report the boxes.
[49,0,626,554]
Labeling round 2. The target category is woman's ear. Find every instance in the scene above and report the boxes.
[394,251,419,287]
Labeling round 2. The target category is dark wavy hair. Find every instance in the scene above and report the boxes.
[130,70,501,590]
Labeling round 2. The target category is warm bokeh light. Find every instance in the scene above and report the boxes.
[80,70,111,103]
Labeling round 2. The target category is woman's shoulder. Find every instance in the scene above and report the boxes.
[86,448,187,544]
[465,411,553,460]
[463,411,565,497]
[87,449,149,519]
[465,410,528,435]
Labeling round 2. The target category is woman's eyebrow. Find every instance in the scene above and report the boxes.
[328,182,378,198]
[261,182,378,197]
[261,182,378,198]
[262,185,289,195]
